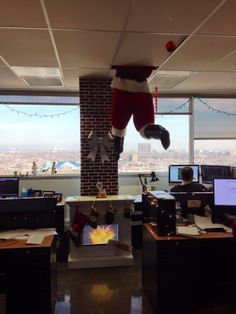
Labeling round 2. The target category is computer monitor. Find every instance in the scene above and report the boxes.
[213,178,236,222]
[168,165,200,184]
[0,177,19,198]
[201,165,231,184]
[214,178,236,207]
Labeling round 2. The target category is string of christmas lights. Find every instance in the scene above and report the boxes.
[194,97,236,116]
[2,104,79,118]
[155,99,190,115]
[156,97,236,116]
[2,97,236,117]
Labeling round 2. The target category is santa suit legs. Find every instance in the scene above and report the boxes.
[111,66,170,160]
[111,88,154,137]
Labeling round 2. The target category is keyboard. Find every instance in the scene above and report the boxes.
[204,227,226,233]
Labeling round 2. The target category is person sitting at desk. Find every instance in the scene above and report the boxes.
[170,166,207,192]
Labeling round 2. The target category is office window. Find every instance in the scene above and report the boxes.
[194,139,236,166]
[0,95,80,175]
[194,98,236,138]
[120,98,190,173]
[194,97,236,166]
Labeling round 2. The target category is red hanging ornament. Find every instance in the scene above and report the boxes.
[154,86,158,113]
[165,40,176,52]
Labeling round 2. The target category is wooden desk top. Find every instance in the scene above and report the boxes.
[144,223,234,241]
[65,195,134,203]
[57,198,65,206]
[0,235,55,250]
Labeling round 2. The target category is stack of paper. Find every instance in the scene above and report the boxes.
[177,226,200,237]
[194,215,231,232]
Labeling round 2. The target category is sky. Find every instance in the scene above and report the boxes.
[124,114,189,151]
[0,104,80,150]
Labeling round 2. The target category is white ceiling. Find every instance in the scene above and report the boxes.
[1,0,236,95]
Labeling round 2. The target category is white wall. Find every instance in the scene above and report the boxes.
[19,173,170,198]
[19,175,81,198]
[118,173,169,195]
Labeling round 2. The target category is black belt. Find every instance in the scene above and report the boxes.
[115,72,147,82]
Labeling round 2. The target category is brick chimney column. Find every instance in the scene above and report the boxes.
[79,78,118,196]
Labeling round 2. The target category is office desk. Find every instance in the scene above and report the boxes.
[142,223,236,314]
[0,235,57,314]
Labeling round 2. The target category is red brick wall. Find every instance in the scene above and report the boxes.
[80,78,118,196]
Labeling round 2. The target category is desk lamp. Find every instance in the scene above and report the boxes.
[138,172,159,193]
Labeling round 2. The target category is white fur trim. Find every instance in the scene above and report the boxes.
[111,77,150,93]
[139,124,152,138]
[112,126,126,137]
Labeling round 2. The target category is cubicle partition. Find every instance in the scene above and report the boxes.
[0,197,57,230]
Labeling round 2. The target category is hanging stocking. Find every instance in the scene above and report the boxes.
[105,204,116,225]
[124,201,134,218]
[70,206,89,247]
[89,203,99,229]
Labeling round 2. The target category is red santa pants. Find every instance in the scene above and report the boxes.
[111,88,154,136]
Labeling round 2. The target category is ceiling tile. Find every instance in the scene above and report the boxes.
[45,0,130,30]
[0,0,46,28]
[149,70,196,91]
[63,68,110,90]
[0,0,235,94]
[197,0,236,35]
[161,35,236,71]
[0,59,6,66]
[173,71,236,93]
[0,29,58,67]
[213,51,236,71]
[114,33,185,66]
[54,30,120,68]
[126,0,221,33]
[0,67,26,87]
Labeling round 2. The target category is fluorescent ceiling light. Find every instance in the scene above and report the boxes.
[156,70,194,77]
[11,66,61,77]
[149,70,196,89]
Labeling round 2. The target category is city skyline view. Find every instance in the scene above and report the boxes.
[0,100,236,175]
[0,145,235,176]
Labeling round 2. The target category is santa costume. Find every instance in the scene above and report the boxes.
[111,65,170,160]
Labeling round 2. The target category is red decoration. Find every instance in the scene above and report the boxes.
[154,86,158,113]
[165,41,176,52]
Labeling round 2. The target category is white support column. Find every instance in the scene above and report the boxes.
[189,97,194,163]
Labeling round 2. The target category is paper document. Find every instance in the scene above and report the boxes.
[0,228,57,240]
[150,191,168,197]
[194,215,231,232]
[177,226,200,236]
[134,195,142,203]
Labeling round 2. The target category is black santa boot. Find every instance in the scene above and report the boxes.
[113,136,124,161]
[143,124,170,150]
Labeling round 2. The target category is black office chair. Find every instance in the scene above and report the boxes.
[170,192,211,219]
[233,220,236,239]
